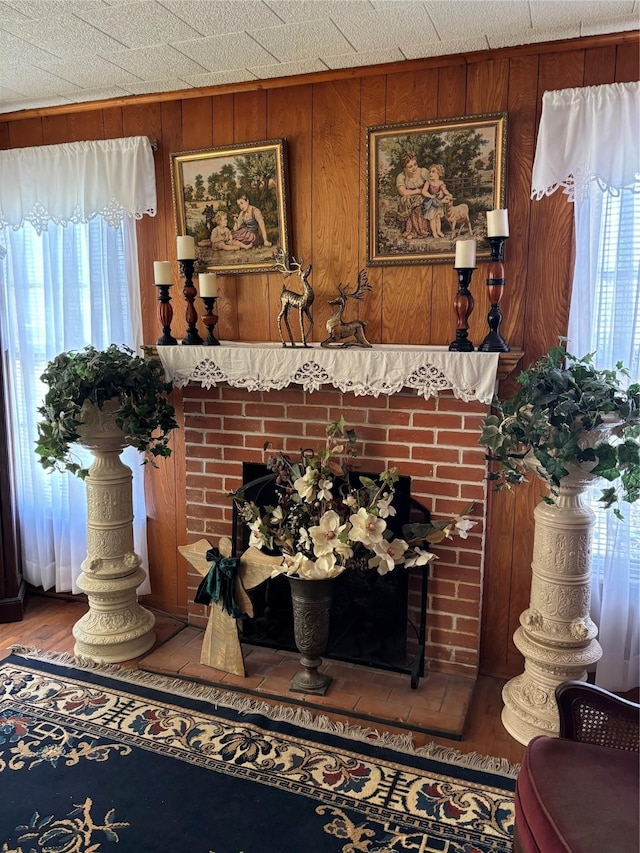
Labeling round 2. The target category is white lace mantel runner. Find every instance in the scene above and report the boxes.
[157,343,500,403]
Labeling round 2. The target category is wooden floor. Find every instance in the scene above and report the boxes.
[0,592,526,766]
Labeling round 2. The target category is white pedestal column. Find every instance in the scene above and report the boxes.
[502,472,602,745]
[72,401,155,663]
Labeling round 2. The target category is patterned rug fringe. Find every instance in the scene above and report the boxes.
[8,645,520,779]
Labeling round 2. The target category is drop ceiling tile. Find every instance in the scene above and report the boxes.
[530,0,635,28]
[251,18,354,62]
[581,13,640,34]
[488,24,580,49]
[171,31,278,72]
[70,85,133,102]
[74,1,200,49]
[3,0,105,18]
[27,55,144,89]
[124,77,193,95]
[1,13,127,57]
[265,1,371,23]
[104,44,208,78]
[324,47,404,69]
[181,68,259,88]
[161,0,284,35]
[0,1,31,24]
[403,36,489,61]
[251,57,329,79]
[425,0,532,39]
[326,2,440,51]
[0,94,75,114]
[0,84,24,103]
[0,30,62,66]
[0,63,83,96]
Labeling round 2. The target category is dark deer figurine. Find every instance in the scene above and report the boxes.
[321,270,373,348]
[273,248,314,347]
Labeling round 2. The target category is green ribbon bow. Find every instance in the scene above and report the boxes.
[194,547,244,618]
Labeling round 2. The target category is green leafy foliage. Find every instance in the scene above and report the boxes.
[478,344,640,511]
[35,344,178,478]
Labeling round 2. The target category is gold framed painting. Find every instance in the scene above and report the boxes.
[170,138,291,275]
[367,113,508,266]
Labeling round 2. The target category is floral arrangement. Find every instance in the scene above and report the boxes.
[229,417,476,580]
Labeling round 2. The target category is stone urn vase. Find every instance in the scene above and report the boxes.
[71,399,156,663]
[288,576,334,696]
[500,425,622,745]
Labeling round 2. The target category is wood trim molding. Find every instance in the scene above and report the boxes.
[497,349,524,381]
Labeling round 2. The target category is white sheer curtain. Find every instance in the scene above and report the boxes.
[0,136,156,594]
[532,82,640,691]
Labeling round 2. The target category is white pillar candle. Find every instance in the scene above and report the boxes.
[153,261,173,285]
[487,209,509,237]
[454,239,476,269]
[177,235,196,259]
[199,273,217,297]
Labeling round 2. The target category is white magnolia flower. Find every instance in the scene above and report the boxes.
[317,477,333,502]
[248,518,264,549]
[270,505,284,524]
[344,494,357,507]
[276,552,314,578]
[309,510,346,556]
[349,507,386,546]
[454,515,477,539]
[333,538,354,560]
[377,494,396,519]
[311,552,343,579]
[294,466,318,502]
[368,538,408,575]
[298,527,311,549]
[404,547,438,568]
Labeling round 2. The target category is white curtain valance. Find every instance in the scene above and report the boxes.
[0,136,156,233]
[531,82,640,203]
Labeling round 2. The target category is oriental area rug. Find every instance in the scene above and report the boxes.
[0,649,517,853]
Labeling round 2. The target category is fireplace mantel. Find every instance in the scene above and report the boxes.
[157,343,504,403]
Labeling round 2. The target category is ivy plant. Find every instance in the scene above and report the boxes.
[36,344,178,479]
[478,343,640,518]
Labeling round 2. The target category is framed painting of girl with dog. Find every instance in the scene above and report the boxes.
[367,113,507,266]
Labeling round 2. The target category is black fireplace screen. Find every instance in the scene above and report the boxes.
[233,463,431,681]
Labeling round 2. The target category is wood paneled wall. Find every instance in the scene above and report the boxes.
[1,33,638,676]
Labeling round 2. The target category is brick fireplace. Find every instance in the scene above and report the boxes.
[179,384,490,679]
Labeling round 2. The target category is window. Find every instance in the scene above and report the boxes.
[586,190,640,586]
[0,218,148,594]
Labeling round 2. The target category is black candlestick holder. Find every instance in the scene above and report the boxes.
[155,284,177,346]
[448,267,475,351]
[201,296,220,346]
[478,236,510,352]
[178,258,204,345]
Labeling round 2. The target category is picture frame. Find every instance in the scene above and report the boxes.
[367,113,507,266]
[170,139,291,275]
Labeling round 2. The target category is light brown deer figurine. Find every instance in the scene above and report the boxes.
[321,270,373,348]
[273,248,314,347]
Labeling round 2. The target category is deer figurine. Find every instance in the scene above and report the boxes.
[273,248,314,347]
[321,270,373,348]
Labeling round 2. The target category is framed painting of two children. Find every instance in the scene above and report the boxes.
[367,113,507,265]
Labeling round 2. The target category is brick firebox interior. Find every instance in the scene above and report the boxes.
[181,386,488,680]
